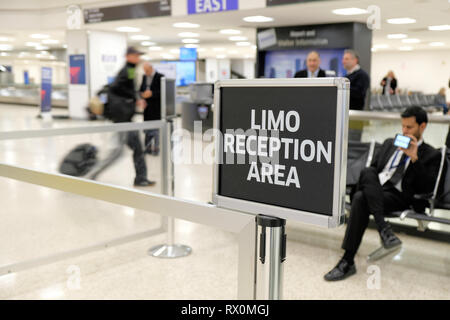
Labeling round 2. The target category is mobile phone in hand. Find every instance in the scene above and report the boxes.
[393,134,411,149]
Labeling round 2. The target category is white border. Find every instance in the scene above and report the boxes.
[212,78,349,228]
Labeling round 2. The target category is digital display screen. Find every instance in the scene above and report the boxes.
[264,48,346,78]
[161,61,196,86]
[175,61,196,86]
[393,134,411,149]
[180,47,197,61]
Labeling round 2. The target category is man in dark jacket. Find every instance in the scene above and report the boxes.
[139,62,163,155]
[324,106,441,281]
[342,49,370,110]
[294,51,326,78]
[88,47,155,187]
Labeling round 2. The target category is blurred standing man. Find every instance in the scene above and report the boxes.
[139,62,163,155]
[343,49,370,110]
[342,49,370,141]
[294,51,326,78]
[88,47,155,187]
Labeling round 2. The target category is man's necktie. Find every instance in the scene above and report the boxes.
[388,153,408,185]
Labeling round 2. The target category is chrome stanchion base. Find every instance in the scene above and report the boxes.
[148,244,192,258]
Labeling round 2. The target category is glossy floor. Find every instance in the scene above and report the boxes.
[0,104,448,300]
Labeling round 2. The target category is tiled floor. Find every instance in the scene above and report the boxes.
[0,104,448,300]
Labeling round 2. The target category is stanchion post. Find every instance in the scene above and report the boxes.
[255,214,286,300]
[148,117,192,258]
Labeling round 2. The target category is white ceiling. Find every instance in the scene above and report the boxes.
[0,0,449,61]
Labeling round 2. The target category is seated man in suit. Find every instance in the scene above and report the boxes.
[294,51,326,78]
[325,106,441,281]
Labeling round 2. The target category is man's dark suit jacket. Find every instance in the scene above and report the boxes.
[294,69,326,78]
[139,72,163,121]
[370,138,441,210]
[346,68,370,110]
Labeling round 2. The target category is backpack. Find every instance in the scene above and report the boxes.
[88,85,110,118]
[59,144,98,176]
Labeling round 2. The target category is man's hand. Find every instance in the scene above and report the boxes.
[141,89,153,99]
[141,89,152,99]
[400,134,419,163]
[137,99,147,111]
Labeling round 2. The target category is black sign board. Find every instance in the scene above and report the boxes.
[84,0,171,24]
[213,79,349,227]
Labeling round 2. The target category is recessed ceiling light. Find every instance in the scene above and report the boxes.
[148,46,162,51]
[0,44,13,51]
[387,34,407,39]
[40,51,49,55]
[35,45,49,50]
[182,38,200,44]
[173,22,200,28]
[332,8,368,15]
[252,45,257,50]
[429,42,445,46]
[184,44,199,48]
[30,33,50,39]
[373,44,389,49]
[130,35,151,41]
[220,29,241,35]
[387,18,416,24]
[196,47,206,52]
[178,32,199,38]
[0,37,13,42]
[170,49,180,54]
[243,16,274,23]
[229,36,248,41]
[42,39,59,44]
[0,52,9,56]
[402,38,420,43]
[216,54,227,59]
[116,26,141,32]
[62,44,67,48]
[141,41,156,46]
[213,47,225,52]
[428,25,450,31]
[161,54,175,60]
[228,50,238,54]
[236,42,251,46]
[371,48,377,52]
[399,46,413,51]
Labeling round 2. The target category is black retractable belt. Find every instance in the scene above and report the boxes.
[255,214,286,299]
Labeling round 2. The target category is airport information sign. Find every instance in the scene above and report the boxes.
[213,78,349,227]
[40,67,52,113]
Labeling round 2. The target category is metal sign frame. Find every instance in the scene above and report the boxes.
[160,77,177,120]
[212,78,349,228]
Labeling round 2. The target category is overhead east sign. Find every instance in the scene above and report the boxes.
[213,78,349,228]
[187,0,238,15]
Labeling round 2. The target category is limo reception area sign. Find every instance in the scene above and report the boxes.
[213,78,349,227]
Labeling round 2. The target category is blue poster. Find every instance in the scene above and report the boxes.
[187,0,238,14]
[24,71,29,85]
[40,67,52,113]
[69,54,86,84]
